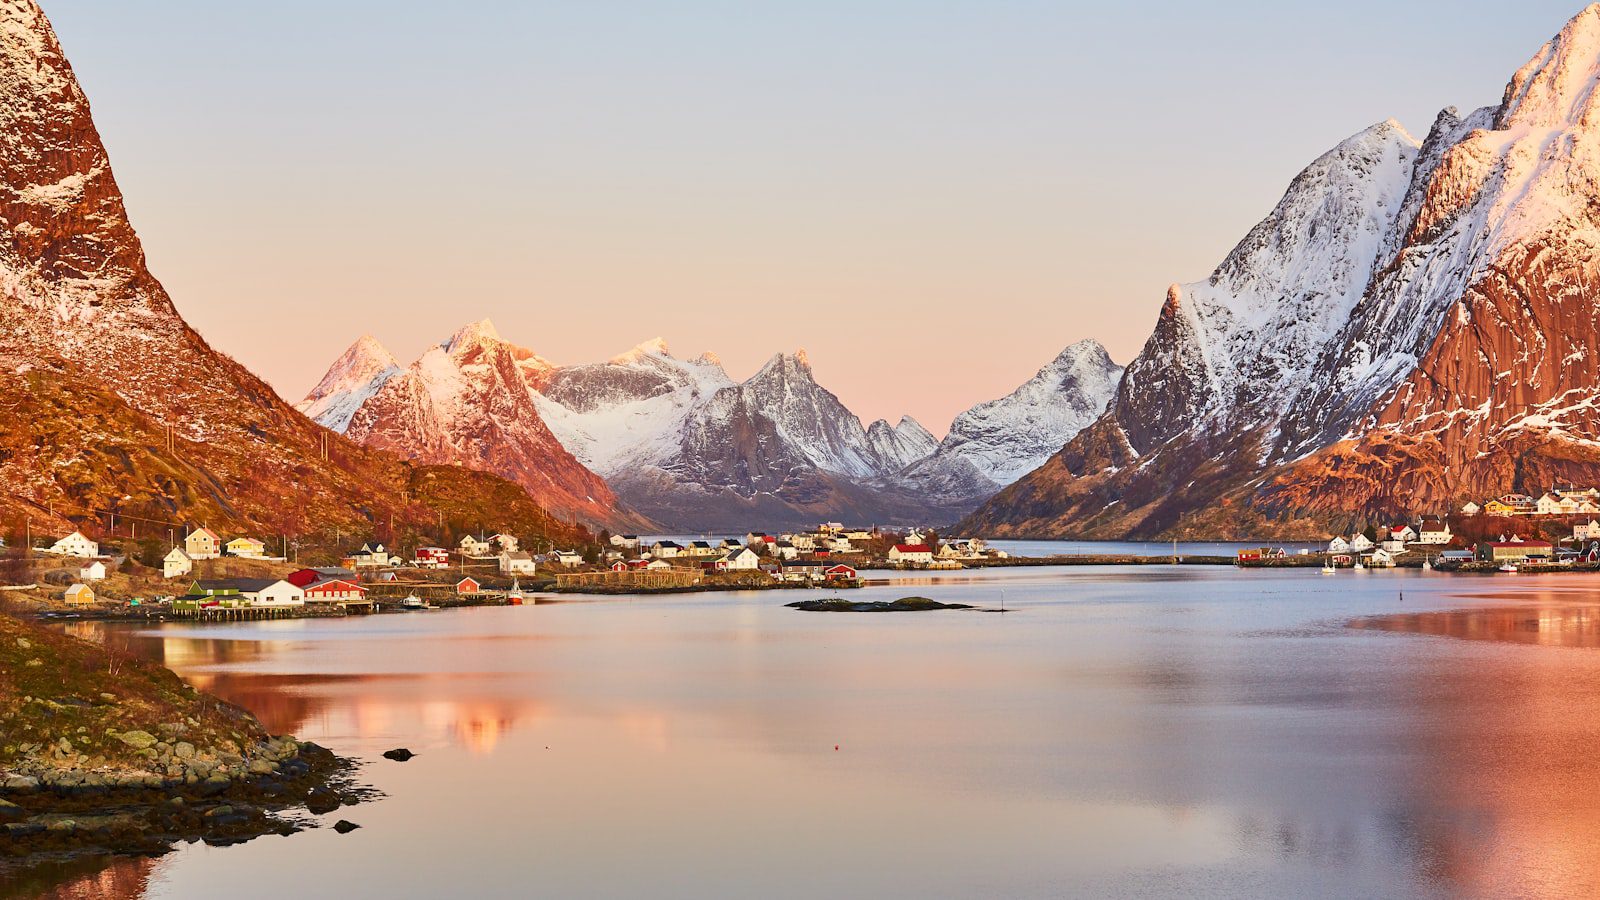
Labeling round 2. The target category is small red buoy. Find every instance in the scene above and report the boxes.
[834,745,839,751]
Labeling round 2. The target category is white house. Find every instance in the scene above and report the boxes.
[551,550,584,566]
[226,537,267,559]
[1369,549,1397,568]
[1417,519,1452,545]
[499,551,537,576]
[1576,519,1600,541]
[240,579,305,608]
[490,533,519,553]
[1350,533,1375,551]
[185,527,221,560]
[644,559,672,571]
[652,541,682,559]
[49,531,99,559]
[786,534,816,551]
[1328,536,1352,553]
[772,541,800,561]
[459,535,492,557]
[1388,525,1418,543]
[904,528,926,545]
[348,543,392,568]
[714,547,761,571]
[611,534,641,551]
[1537,492,1565,516]
[1461,501,1481,516]
[163,547,193,579]
[79,560,108,582]
[889,543,934,565]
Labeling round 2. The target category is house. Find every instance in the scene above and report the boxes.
[1479,540,1555,563]
[824,564,858,581]
[163,547,193,579]
[643,559,672,571]
[238,579,305,608]
[225,537,267,559]
[904,528,926,545]
[1350,534,1374,551]
[79,560,108,582]
[490,533,519,553]
[1417,519,1452,544]
[1576,519,1600,541]
[610,560,630,573]
[1438,549,1476,564]
[348,543,391,568]
[772,541,800,560]
[719,538,743,550]
[685,541,717,557]
[652,541,682,559]
[287,566,356,587]
[459,535,492,557]
[824,536,855,553]
[1327,536,1352,554]
[49,531,98,559]
[456,576,481,595]
[551,550,584,566]
[786,534,816,551]
[499,550,537,576]
[302,576,366,604]
[1537,492,1564,515]
[777,560,827,581]
[610,534,641,550]
[713,547,761,571]
[1368,549,1397,568]
[1482,499,1516,516]
[1388,525,1417,543]
[63,583,95,605]
[415,546,451,569]
[183,580,247,607]
[889,544,934,565]
[1461,501,1481,516]
[1498,494,1537,515]
[744,533,776,548]
[184,527,221,560]
[1380,534,1407,554]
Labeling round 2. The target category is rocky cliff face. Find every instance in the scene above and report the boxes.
[965,4,1600,539]
[0,0,589,547]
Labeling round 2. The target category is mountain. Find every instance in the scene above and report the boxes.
[934,340,1122,486]
[537,344,971,531]
[300,320,645,530]
[0,1,591,550]
[964,4,1600,539]
[296,335,401,433]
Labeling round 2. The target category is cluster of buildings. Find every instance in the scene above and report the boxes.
[1463,487,1600,517]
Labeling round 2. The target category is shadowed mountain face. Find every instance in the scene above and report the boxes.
[0,1,588,547]
[966,5,1600,539]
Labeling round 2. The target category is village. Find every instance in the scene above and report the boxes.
[0,520,1014,618]
[1239,486,1600,571]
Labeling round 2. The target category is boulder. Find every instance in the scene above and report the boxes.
[382,748,415,762]
[333,819,360,834]
[117,730,158,750]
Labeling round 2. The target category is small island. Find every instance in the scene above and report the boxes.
[785,596,974,613]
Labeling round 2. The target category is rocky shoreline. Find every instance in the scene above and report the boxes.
[0,612,371,883]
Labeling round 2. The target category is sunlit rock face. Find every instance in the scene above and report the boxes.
[965,5,1600,539]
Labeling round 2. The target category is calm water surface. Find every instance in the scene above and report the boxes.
[31,565,1600,899]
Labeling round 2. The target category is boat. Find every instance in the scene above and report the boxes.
[1321,555,1336,574]
[1421,559,1432,572]
[1498,562,1519,573]
[1353,558,1366,571]
[507,578,525,606]
[401,594,428,610]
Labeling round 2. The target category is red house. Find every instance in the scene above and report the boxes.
[824,564,857,581]
[303,577,366,603]
[611,561,629,572]
[456,576,481,595]
[415,547,450,569]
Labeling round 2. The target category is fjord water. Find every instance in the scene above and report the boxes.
[56,564,1600,898]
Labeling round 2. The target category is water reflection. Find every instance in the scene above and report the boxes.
[1353,602,1600,648]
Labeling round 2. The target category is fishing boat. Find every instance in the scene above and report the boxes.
[1353,558,1366,571]
[1321,555,1336,574]
[506,578,525,606]
[1421,558,1432,572]
[1498,562,1519,573]
[401,594,428,610]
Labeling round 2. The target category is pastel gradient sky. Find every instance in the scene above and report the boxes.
[46,1,1584,433]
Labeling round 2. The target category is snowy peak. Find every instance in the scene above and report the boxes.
[611,336,672,363]
[865,416,939,473]
[1498,3,1600,129]
[443,318,502,353]
[931,339,1123,486]
[296,334,402,433]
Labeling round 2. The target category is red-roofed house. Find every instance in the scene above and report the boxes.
[889,544,933,564]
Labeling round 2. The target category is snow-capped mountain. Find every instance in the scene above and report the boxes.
[865,417,939,473]
[304,320,640,529]
[296,335,401,432]
[933,340,1122,486]
[965,4,1600,539]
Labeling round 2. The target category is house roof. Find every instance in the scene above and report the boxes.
[189,527,219,540]
[1485,541,1553,548]
[894,544,932,553]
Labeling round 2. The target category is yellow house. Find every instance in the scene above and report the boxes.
[63,583,95,605]
[1483,500,1516,516]
[225,537,267,558]
[185,527,221,560]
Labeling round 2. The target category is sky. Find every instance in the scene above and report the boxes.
[44,0,1590,434]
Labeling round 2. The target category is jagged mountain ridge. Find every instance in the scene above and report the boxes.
[307,326,1121,531]
[0,0,590,549]
[964,4,1600,539]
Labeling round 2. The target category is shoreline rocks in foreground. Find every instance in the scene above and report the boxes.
[0,612,371,880]
[785,597,975,613]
